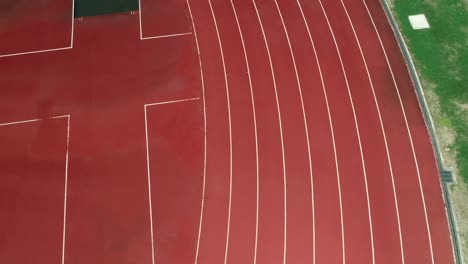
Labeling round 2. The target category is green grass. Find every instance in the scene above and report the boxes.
[393,0,468,182]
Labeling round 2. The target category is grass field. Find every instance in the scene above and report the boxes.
[391,0,467,262]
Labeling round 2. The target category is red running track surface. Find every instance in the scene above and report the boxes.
[0,0,454,263]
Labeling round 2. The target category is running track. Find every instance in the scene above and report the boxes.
[0,0,454,263]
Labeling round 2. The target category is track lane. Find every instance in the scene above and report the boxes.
[187,2,231,263]
[252,1,316,263]
[319,0,422,263]
[298,0,377,262]
[292,1,347,262]
[233,1,287,263]
[349,0,454,262]
[208,1,258,263]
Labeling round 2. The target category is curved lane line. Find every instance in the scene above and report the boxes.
[186,2,209,264]
[251,1,288,263]
[360,0,435,262]
[316,1,376,263]
[295,2,345,263]
[207,1,234,263]
[272,1,316,262]
[339,1,405,262]
[229,1,261,264]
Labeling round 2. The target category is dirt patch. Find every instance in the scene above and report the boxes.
[450,180,468,263]
[456,102,468,111]
[423,82,468,263]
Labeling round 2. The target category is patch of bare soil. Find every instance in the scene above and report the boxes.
[424,83,468,263]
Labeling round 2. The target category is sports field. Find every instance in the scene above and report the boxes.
[0,0,458,263]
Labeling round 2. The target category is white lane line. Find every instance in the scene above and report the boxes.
[61,115,71,264]
[186,2,208,264]
[362,0,435,262]
[144,97,201,264]
[251,1,288,263]
[0,0,75,58]
[207,2,234,263]
[339,1,405,263]
[141,32,193,40]
[137,0,144,39]
[0,115,71,263]
[272,1,316,262]
[138,0,192,40]
[0,114,69,127]
[143,106,156,264]
[145,97,200,107]
[295,2,344,263]
[229,1,260,263]
[0,47,72,59]
[71,0,75,48]
[317,1,376,263]
[0,118,43,127]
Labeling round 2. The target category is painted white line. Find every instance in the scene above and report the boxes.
[71,0,75,48]
[137,1,143,39]
[145,97,200,107]
[339,1,405,263]
[0,115,70,263]
[362,0,435,262]
[144,97,200,264]
[272,1,316,263]
[143,106,156,264]
[141,32,193,40]
[138,0,192,40]
[0,118,42,127]
[61,115,71,264]
[0,0,74,58]
[0,114,70,127]
[295,2,344,263]
[317,1,376,263]
[229,1,260,263]
[186,2,208,264]
[50,115,71,120]
[0,46,72,59]
[207,2,234,263]
[251,1,288,263]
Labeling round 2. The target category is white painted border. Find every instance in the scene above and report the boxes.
[143,97,200,264]
[137,0,192,40]
[0,0,75,58]
[0,114,71,264]
[295,2,345,263]
[228,1,260,263]
[272,2,316,262]
[317,1,377,262]
[251,1,289,263]
[339,0,405,262]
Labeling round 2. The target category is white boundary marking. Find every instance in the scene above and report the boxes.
[272,1,316,262]
[137,0,192,40]
[229,1,260,263]
[361,0,435,262]
[251,1,288,263]
[186,2,208,264]
[185,5,208,264]
[141,32,193,41]
[0,115,71,264]
[0,0,75,58]
[145,97,199,107]
[61,115,71,264]
[317,1,376,263]
[144,97,201,264]
[295,1,345,263]
[339,1,405,262]
[206,2,234,263]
